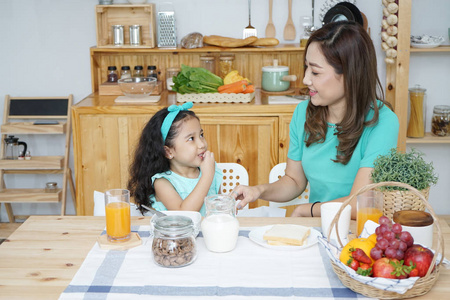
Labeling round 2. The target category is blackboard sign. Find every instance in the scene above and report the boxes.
[9,99,69,116]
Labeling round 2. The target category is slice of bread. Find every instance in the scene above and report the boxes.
[263,224,311,246]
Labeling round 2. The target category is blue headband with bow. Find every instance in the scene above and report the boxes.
[161,102,194,142]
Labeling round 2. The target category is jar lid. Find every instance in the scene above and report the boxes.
[154,215,194,235]
[433,105,450,114]
[134,65,143,70]
[5,135,18,142]
[409,84,426,93]
[147,65,157,70]
[262,65,289,72]
[393,210,434,227]
[121,66,130,70]
[108,66,117,70]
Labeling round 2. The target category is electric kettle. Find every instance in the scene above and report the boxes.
[4,135,27,160]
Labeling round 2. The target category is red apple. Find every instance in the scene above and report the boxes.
[372,257,410,279]
[404,244,434,277]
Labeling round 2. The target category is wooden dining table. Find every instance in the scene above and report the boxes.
[0,215,449,300]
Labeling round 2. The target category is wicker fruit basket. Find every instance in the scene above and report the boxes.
[328,181,444,299]
[378,187,430,220]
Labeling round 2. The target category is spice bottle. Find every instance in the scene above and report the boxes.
[107,66,118,82]
[200,56,216,75]
[431,105,450,137]
[147,65,158,79]
[45,182,58,193]
[120,66,131,79]
[25,151,31,160]
[219,55,235,78]
[152,215,197,268]
[133,65,144,77]
[406,84,426,138]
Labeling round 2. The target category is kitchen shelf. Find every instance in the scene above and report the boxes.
[410,45,450,53]
[0,156,64,170]
[0,188,61,203]
[406,133,450,144]
[1,122,66,134]
[0,95,75,223]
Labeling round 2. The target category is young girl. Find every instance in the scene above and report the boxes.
[128,102,222,216]
[231,21,399,218]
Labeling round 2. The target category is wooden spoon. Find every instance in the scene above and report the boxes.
[265,0,276,38]
[283,0,296,40]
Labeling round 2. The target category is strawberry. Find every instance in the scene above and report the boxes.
[347,257,360,271]
[356,263,373,276]
[350,247,372,264]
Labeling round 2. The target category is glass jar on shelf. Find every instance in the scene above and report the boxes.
[219,55,235,78]
[200,56,216,75]
[133,65,144,77]
[166,67,180,91]
[431,105,450,137]
[120,66,131,79]
[152,215,197,268]
[406,84,427,138]
[107,66,118,82]
[147,65,158,79]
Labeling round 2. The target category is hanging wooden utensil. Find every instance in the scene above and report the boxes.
[283,0,296,40]
[265,0,276,38]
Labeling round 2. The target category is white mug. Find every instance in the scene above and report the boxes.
[321,202,351,244]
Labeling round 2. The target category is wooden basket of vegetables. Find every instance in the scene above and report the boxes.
[328,181,444,299]
[172,65,255,103]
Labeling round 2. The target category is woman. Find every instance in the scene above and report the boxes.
[232,21,399,218]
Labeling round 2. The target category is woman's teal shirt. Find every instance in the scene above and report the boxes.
[287,100,399,203]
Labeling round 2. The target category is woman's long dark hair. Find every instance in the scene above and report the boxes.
[127,108,198,214]
[304,21,392,165]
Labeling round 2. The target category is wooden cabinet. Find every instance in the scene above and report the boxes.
[386,0,450,150]
[72,92,298,215]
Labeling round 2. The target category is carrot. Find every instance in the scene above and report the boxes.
[219,83,247,94]
[243,84,254,94]
[217,80,249,92]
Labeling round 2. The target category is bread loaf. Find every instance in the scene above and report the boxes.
[263,224,311,246]
[249,38,279,47]
[203,35,279,48]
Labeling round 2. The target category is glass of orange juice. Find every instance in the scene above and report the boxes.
[356,190,383,237]
[105,189,131,242]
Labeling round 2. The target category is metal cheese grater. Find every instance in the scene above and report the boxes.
[157,10,177,48]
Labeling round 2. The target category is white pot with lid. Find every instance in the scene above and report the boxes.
[262,59,297,92]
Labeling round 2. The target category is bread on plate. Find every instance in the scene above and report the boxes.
[263,224,311,246]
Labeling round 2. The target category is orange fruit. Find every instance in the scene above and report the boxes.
[368,233,377,245]
[339,237,376,265]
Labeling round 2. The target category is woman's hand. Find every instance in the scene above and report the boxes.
[230,185,261,209]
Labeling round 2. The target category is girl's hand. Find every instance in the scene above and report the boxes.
[230,185,261,209]
[200,151,215,179]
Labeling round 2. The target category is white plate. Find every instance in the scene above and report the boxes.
[248,225,321,251]
[411,41,444,49]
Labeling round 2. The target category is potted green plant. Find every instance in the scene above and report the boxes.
[370,148,438,219]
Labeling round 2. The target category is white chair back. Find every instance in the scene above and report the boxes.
[268,162,310,209]
[217,162,249,209]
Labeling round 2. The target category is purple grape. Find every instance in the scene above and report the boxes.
[375,226,382,236]
[392,223,402,234]
[390,239,400,250]
[399,231,414,247]
[399,241,408,252]
[377,238,389,250]
[379,216,392,226]
[370,247,383,260]
[379,224,390,234]
[385,247,397,259]
[395,249,405,260]
[383,230,395,241]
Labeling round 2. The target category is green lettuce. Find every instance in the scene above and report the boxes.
[172,64,223,94]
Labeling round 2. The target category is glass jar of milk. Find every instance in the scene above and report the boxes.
[201,194,239,252]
